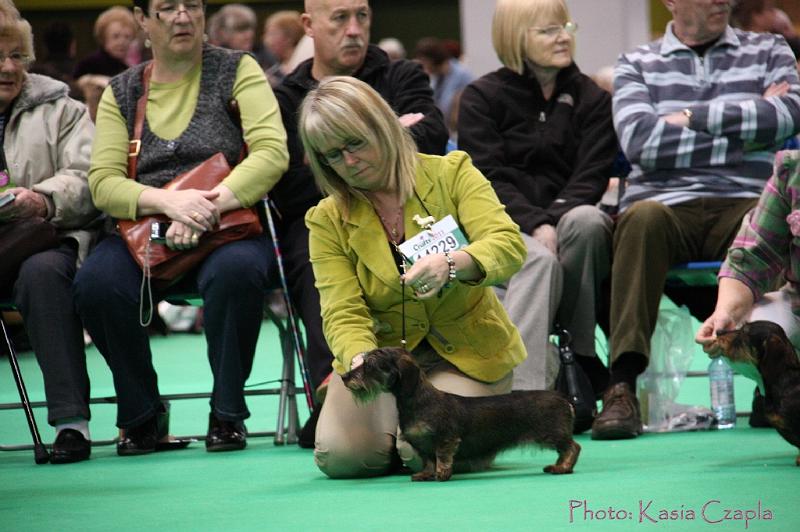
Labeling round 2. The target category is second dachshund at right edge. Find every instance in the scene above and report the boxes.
[712,320,800,466]
[342,347,580,481]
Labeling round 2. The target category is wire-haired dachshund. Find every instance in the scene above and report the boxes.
[341,347,580,481]
[713,320,800,466]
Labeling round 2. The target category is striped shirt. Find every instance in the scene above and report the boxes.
[720,150,800,303]
[613,23,800,211]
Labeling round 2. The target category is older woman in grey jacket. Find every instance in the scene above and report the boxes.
[0,3,97,464]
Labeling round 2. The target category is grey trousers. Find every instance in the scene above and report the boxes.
[502,205,612,390]
[313,347,512,479]
[10,244,89,425]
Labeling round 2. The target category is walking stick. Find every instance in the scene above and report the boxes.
[1,316,50,463]
[262,198,316,411]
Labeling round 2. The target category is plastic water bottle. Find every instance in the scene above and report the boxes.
[708,357,736,429]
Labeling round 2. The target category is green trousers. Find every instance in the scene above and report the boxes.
[609,197,758,362]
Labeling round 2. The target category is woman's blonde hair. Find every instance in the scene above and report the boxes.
[0,1,34,64]
[492,0,572,74]
[94,6,136,45]
[299,76,418,218]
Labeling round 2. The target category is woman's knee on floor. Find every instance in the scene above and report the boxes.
[314,430,396,478]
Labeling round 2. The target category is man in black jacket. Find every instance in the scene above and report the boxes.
[272,0,448,445]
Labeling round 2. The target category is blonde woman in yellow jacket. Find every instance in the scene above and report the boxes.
[301,77,527,478]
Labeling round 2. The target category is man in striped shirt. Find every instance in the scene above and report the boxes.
[593,0,800,441]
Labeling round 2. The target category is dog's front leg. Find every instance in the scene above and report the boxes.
[411,458,436,481]
[434,437,461,481]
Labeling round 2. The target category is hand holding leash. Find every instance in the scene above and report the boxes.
[402,253,449,299]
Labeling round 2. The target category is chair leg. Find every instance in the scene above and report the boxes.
[1,316,50,464]
[274,321,299,445]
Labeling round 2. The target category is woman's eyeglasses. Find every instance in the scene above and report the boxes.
[322,139,368,165]
[154,1,205,22]
[529,21,578,39]
[0,52,31,66]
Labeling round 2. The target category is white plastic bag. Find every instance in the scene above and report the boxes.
[637,304,714,432]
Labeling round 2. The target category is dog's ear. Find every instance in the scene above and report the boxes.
[393,352,421,396]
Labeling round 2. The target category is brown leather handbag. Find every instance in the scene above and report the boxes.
[117,62,263,282]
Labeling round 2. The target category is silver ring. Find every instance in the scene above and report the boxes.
[419,283,430,293]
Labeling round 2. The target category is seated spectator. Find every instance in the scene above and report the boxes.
[73,6,136,78]
[696,150,800,355]
[272,0,448,446]
[301,76,527,478]
[731,0,776,32]
[771,8,800,71]
[207,3,256,52]
[27,22,80,100]
[0,2,97,463]
[377,37,406,62]
[73,6,137,121]
[261,10,304,86]
[732,1,800,71]
[73,0,288,456]
[594,0,800,441]
[458,0,615,395]
[414,37,473,136]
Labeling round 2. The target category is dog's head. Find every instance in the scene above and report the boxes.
[713,320,791,367]
[341,347,421,403]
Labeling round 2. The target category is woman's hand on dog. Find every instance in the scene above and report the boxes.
[696,278,755,355]
[696,312,737,356]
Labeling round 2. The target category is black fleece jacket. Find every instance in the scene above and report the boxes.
[271,45,448,223]
[457,63,616,234]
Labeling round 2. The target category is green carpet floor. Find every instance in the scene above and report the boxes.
[1,313,799,531]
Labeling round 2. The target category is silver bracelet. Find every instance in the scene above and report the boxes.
[444,250,456,287]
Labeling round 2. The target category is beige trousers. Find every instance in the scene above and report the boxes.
[313,346,513,479]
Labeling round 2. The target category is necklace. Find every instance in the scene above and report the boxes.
[375,205,404,243]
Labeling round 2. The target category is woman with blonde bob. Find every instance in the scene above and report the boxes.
[301,76,528,478]
[458,0,617,401]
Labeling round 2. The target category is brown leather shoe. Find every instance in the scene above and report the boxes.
[591,382,643,440]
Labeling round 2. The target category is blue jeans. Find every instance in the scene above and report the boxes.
[74,234,273,428]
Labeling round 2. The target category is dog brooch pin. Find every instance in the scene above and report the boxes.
[413,214,436,231]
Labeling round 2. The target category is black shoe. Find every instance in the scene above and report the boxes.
[749,387,771,428]
[50,429,91,464]
[117,414,159,456]
[591,382,643,440]
[205,413,247,452]
[298,407,320,449]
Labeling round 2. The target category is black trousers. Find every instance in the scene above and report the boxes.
[280,217,334,389]
[6,242,89,425]
[74,235,271,428]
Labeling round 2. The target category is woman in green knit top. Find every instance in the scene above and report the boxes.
[74,0,288,456]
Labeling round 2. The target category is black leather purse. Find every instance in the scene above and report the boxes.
[553,325,597,434]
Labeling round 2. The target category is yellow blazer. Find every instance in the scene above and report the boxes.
[305,151,527,382]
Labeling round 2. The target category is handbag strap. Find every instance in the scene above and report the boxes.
[126,62,247,182]
[127,63,152,182]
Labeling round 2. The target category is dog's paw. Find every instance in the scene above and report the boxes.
[435,468,453,482]
[411,471,435,482]
[544,464,574,475]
